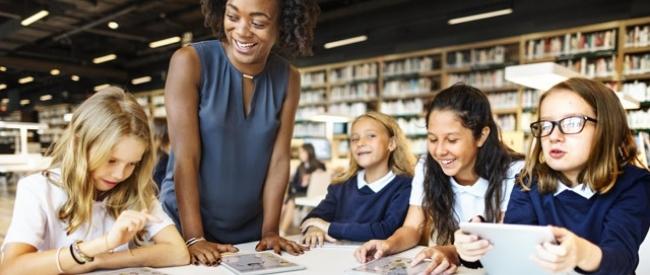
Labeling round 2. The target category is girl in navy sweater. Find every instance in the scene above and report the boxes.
[300,112,416,247]
[457,78,650,274]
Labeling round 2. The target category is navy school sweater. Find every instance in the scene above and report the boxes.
[504,165,650,274]
[304,174,412,242]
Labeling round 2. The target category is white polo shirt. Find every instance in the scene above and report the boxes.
[410,156,524,223]
[1,170,174,252]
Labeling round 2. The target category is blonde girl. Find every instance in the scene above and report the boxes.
[300,111,416,247]
[0,88,189,274]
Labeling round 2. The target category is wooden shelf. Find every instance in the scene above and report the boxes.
[330,98,378,104]
[493,108,519,114]
[382,92,437,101]
[300,83,327,90]
[298,102,328,107]
[387,113,425,118]
[622,72,650,81]
[478,86,520,93]
[329,78,378,86]
[383,69,442,80]
[622,45,650,54]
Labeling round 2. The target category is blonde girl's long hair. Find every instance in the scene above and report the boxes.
[47,87,157,235]
[332,111,416,184]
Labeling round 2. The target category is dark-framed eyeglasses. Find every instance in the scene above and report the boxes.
[530,115,597,138]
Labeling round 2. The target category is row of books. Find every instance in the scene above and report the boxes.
[558,56,616,78]
[447,46,509,68]
[328,63,378,83]
[625,25,650,48]
[447,69,510,90]
[623,53,650,75]
[525,30,617,59]
[383,57,436,76]
[383,78,432,96]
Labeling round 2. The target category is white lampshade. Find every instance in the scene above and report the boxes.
[505,62,582,91]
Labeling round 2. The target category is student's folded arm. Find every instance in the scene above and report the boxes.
[94,225,190,269]
[580,175,650,274]
[303,184,340,223]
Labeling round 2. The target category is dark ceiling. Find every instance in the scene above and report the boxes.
[0,0,649,111]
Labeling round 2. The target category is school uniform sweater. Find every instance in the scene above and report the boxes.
[304,172,412,242]
[504,164,650,274]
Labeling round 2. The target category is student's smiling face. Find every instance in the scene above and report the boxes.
[349,117,395,172]
[223,0,279,68]
[91,135,145,192]
[427,109,488,185]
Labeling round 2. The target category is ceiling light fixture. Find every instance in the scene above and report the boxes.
[50,69,60,76]
[21,10,49,26]
[0,84,6,90]
[448,8,512,25]
[108,21,119,29]
[40,94,53,101]
[71,75,80,81]
[0,66,6,72]
[149,36,182,48]
[1,99,8,104]
[93,54,117,64]
[94,84,111,91]
[324,35,368,49]
[131,76,152,85]
[20,99,30,106]
[19,76,34,84]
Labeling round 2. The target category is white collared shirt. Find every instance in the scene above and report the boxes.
[554,181,595,199]
[410,155,524,223]
[357,170,396,193]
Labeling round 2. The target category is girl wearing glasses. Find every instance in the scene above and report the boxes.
[355,84,523,274]
[456,78,650,274]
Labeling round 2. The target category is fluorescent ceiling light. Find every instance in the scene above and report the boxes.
[108,21,119,29]
[448,8,512,25]
[0,66,6,72]
[50,69,60,75]
[20,99,30,106]
[94,84,111,91]
[0,84,5,90]
[40,94,52,101]
[1,98,8,104]
[505,62,582,91]
[93,54,117,64]
[324,35,367,49]
[131,76,152,85]
[149,36,181,48]
[308,114,352,123]
[71,75,80,81]
[21,10,49,26]
[19,76,34,84]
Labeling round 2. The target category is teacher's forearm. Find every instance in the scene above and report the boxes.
[174,163,204,239]
[261,159,289,236]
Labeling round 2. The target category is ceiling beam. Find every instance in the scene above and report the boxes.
[0,56,128,80]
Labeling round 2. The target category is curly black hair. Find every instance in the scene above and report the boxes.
[200,0,320,57]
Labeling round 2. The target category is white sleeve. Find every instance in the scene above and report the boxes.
[1,177,47,251]
[500,160,525,211]
[145,200,175,240]
[409,156,427,206]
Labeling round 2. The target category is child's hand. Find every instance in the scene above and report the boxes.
[453,226,491,262]
[354,239,390,263]
[301,226,336,248]
[532,226,600,273]
[411,246,457,275]
[300,217,330,233]
[106,209,160,250]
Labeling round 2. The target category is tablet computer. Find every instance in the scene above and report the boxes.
[221,252,306,275]
[345,255,428,275]
[459,222,555,275]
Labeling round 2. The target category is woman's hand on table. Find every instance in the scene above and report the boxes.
[411,246,458,275]
[256,233,307,256]
[189,240,238,266]
[354,240,392,263]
